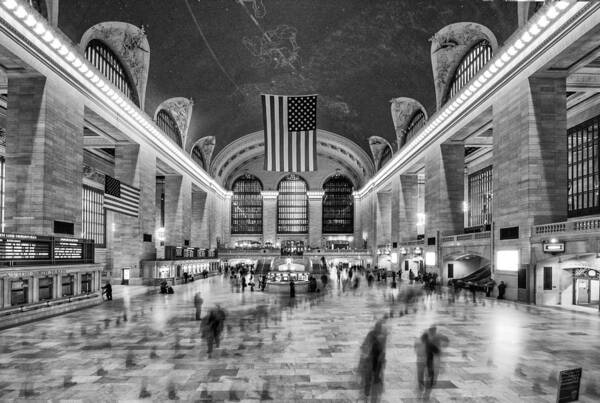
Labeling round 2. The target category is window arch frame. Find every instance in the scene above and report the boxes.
[156,109,183,148]
[277,174,308,234]
[378,145,393,171]
[405,110,427,144]
[322,174,354,234]
[231,174,263,234]
[447,40,493,102]
[84,39,139,106]
[191,145,206,170]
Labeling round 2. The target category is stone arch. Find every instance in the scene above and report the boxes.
[155,98,194,149]
[80,22,150,109]
[368,136,393,171]
[430,22,498,110]
[190,136,216,171]
[390,97,428,150]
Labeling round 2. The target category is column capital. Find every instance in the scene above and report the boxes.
[307,190,325,199]
[261,191,279,199]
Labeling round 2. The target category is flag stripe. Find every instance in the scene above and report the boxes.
[262,95,270,170]
[283,96,289,171]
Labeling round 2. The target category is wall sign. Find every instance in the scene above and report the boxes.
[543,243,565,253]
[557,367,582,403]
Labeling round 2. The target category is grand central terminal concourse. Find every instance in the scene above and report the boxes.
[3,0,600,401]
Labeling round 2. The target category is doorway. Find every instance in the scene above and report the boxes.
[574,278,600,307]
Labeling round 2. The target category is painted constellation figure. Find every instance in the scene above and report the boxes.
[243,25,300,70]
[238,0,266,18]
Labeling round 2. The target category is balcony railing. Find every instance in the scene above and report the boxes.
[532,217,600,236]
[441,231,490,244]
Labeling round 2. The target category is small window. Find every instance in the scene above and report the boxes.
[405,110,426,144]
[156,110,182,147]
[543,266,552,290]
[447,263,454,279]
[39,277,53,300]
[54,220,74,235]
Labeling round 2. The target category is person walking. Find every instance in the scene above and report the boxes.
[498,281,506,299]
[102,280,112,301]
[194,292,203,321]
[358,318,388,403]
[289,280,296,298]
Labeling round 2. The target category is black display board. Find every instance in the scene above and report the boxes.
[0,233,94,266]
[557,367,582,403]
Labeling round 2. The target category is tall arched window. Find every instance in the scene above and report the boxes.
[277,174,308,234]
[191,145,206,169]
[231,175,263,234]
[405,110,426,144]
[85,39,139,105]
[378,145,392,170]
[29,0,47,18]
[156,110,182,147]
[322,175,353,234]
[448,40,492,100]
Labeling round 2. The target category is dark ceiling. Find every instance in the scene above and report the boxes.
[59,0,517,155]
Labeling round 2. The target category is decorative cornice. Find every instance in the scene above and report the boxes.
[306,190,325,199]
[260,191,279,199]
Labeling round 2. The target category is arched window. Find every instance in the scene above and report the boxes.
[156,110,182,147]
[322,175,353,234]
[405,110,426,144]
[29,0,47,18]
[85,40,138,105]
[378,145,392,170]
[231,175,263,234]
[448,40,492,101]
[277,174,308,234]
[191,145,206,169]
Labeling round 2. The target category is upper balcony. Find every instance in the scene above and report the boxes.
[531,217,600,242]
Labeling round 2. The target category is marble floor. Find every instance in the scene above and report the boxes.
[1,274,600,402]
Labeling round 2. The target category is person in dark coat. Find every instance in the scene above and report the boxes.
[498,281,507,299]
[102,281,112,301]
[359,318,387,402]
[289,280,296,298]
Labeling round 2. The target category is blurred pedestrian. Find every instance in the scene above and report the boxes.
[498,281,506,299]
[358,319,387,402]
[204,305,227,356]
[194,292,203,320]
[102,280,112,301]
[289,280,296,298]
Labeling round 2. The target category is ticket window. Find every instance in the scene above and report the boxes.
[11,279,28,306]
[39,277,53,301]
[62,275,74,297]
[81,273,92,294]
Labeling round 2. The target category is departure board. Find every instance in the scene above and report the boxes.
[0,233,94,265]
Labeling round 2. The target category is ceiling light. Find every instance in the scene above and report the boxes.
[501,52,511,63]
[556,1,571,11]
[24,14,36,27]
[72,58,82,68]
[107,89,115,97]
[477,76,486,85]
[468,84,477,93]
[483,71,492,79]
[90,74,99,83]
[85,70,94,79]
[494,59,504,69]
[96,79,104,88]
[42,31,53,42]
[101,84,110,92]
[65,52,75,62]
[33,22,45,35]
[50,38,61,49]
[14,5,27,18]
[3,0,18,10]
[507,46,517,56]
[465,89,472,96]
[58,45,69,56]
[78,64,88,73]
[460,94,468,102]
[473,80,482,88]
[514,39,524,50]
[521,31,533,43]
[546,6,559,19]
[529,23,541,36]
[537,16,549,28]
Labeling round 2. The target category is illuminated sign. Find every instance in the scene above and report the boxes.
[425,252,436,266]
[543,243,565,253]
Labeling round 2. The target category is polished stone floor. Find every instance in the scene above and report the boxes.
[1,273,600,402]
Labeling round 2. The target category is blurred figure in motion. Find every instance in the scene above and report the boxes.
[194,292,203,320]
[358,318,388,403]
[414,325,449,392]
[203,304,227,356]
[101,280,112,301]
[289,279,296,298]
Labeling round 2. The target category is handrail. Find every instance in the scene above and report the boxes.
[533,217,600,235]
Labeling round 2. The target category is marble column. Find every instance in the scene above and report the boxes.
[307,191,325,248]
[261,191,278,245]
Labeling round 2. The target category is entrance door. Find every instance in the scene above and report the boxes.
[576,279,590,304]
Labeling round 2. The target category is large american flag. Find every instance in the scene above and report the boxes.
[262,94,318,172]
[104,175,140,217]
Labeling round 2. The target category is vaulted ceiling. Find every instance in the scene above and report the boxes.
[58,0,517,156]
